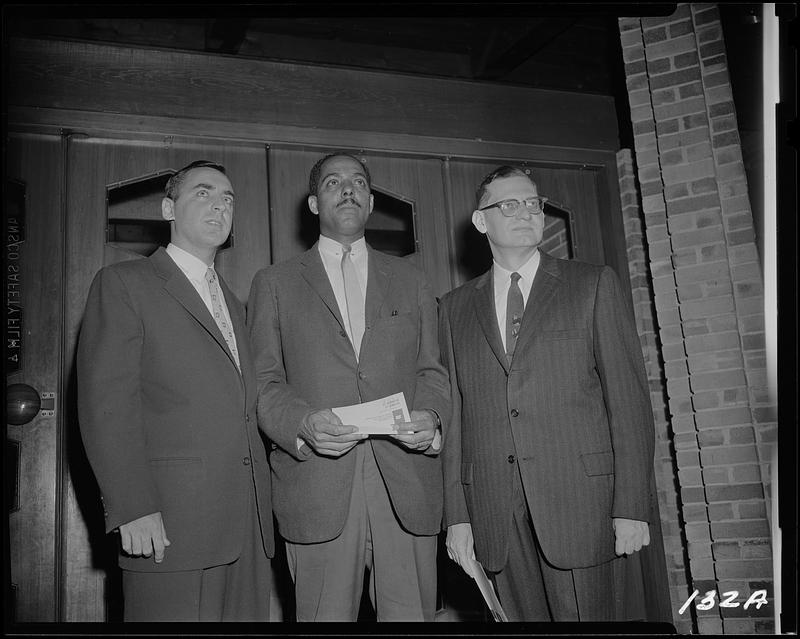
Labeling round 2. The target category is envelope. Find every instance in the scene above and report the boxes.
[332,392,411,434]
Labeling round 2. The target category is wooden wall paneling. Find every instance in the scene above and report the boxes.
[6,133,64,622]
[8,105,621,170]
[266,147,453,296]
[8,37,621,153]
[61,135,272,621]
[443,158,616,287]
[357,153,452,297]
[265,146,319,265]
[442,159,498,287]
[528,166,606,266]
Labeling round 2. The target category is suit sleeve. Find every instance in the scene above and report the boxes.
[77,267,160,533]
[412,275,451,454]
[438,299,470,527]
[247,269,314,459]
[593,266,655,522]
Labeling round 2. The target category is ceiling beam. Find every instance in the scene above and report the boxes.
[474,17,578,81]
[205,18,250,54]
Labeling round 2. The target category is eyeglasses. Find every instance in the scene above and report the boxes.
[477,196,548,216]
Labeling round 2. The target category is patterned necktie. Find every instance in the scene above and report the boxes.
[205,268,240,370]
[341,245,365,358]
[506,272,524,366]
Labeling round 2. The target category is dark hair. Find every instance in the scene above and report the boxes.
[308,152,372,196]
[475,165,534,207]
[165,160,227,200]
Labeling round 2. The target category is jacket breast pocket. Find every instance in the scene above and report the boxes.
[376,311,414,327]
[540,329,584,340]
[580,451,614,477]
[461,462,473,485]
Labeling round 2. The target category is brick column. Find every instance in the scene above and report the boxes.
[617,149,693,634]
[618,4,775,635]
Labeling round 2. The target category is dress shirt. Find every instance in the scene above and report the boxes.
[165,243,236,341]
[492,249,540,352]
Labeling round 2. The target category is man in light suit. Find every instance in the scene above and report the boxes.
[78,160,273,621]
[440,165,654,621]
[247,152,450,621]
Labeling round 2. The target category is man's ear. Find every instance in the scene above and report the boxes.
[368,193,374,215]
[162,197,175,222]
[472,210,487,234]
[308,195,319,216]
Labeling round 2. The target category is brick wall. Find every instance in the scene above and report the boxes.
[618,4,776,634]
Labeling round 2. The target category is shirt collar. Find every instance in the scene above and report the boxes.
[318,234,367,257]
[166,243,212,281]
[493,249,540,286]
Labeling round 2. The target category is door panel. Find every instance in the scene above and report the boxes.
[61,136,270,621]
[6,133,64,622]
[267,147,452,297]
[445,159,607,287]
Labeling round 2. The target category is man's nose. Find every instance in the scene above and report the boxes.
[341,181,355,196]
[212,198,228,212]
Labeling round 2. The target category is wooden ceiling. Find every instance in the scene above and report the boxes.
[6,4,686,95]
[5,3,762,141]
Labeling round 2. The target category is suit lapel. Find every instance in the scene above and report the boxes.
[514,251,561,358]
[299,244,348,333]
[150,247,240,374]
[471,270,509,373]
[365,247,390,329]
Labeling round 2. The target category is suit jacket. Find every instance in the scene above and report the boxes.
[439,251,655,572]
[77,247,274,572]
[247,243,450,544]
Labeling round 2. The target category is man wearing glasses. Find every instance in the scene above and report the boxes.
[439,165,655,621]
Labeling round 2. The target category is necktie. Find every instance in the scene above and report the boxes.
[205,268,240,370]
[505,272,524,365]
[341,245,365,358]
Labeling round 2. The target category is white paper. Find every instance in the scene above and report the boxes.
[332,392,411,435]
[468,558,509,622]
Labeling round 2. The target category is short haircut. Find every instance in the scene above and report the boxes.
[308,152,372,196]
[165,160,227,200]
[475,165,534,207]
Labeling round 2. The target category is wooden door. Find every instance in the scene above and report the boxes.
[267,146,453,297]
[444,158,612,286]
[6,132,65,622]
[58,135,271,621]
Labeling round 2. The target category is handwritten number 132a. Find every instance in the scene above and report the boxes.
[679,589,769,614]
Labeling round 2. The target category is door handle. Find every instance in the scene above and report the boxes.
[6,384,55,425]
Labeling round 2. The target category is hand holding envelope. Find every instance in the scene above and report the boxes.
[331,393,437,452]
[298,408,367,457]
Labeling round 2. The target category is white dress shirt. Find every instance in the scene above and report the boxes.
[165,243,236,347]
[492,249,540,352]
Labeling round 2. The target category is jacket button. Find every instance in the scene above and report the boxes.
[340,330,348,338]
[510,409,519,417]
[242,457,251,466]
[507,455,515,464]
[245,415,250,422]
[358,372,365,380]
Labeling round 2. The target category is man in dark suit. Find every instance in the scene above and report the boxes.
[247,152,450,621]
[77,160,273,621]
[440,165,654,621]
